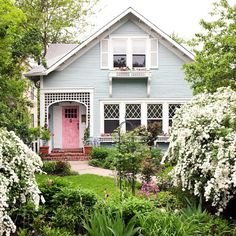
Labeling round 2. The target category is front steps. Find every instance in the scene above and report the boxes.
[43,148,89,161]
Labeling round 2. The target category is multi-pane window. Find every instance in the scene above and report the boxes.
[112,39,127,68]
[147,104,163,132]
[125,104,141,131]
[132,39,146,68]
[169,104,182,127]
[65,108,77,118]
[104,104,120,133]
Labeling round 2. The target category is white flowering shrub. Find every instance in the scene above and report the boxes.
[165,88,236,214]
[0,129,43,236]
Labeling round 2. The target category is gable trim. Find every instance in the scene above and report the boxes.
[27,7,194,77]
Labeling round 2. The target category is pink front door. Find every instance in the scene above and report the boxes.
[62,106,80,149]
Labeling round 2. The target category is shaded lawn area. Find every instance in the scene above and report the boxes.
[36,174,118,198]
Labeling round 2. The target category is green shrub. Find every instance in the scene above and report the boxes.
[103,195,154,224]
[42,161,73,176]
[42,161,56,174]
[51,188,97,234]
[154,191,183,210]
[156,165,173,190]
[54,161,72,176]
[89,159,103,167]
[52,188,97,208]
[90,147,109,160]
[52,206,86,234]
[42,226,73,236]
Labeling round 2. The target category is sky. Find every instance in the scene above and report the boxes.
[87,0,235,41]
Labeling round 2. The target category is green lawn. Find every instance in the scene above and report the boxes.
[36,174,118,198]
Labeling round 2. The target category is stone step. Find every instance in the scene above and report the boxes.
[49,152,85,156]
[51,148,84,153]
[43,155,89,161]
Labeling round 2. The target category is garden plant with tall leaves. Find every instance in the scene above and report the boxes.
[184,0,236,94]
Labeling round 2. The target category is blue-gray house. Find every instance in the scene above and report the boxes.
[25,8,194,152]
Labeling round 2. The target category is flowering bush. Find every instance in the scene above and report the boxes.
[164,88,236,214]
[140,182,160,198]
[0,129,43,235]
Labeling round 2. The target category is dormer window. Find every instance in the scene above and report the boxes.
[100,36,158,69]
[112,38,127,68]
[132,39,146,68]
[114,54,126,67]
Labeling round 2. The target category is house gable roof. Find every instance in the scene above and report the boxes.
[25,7,194,77]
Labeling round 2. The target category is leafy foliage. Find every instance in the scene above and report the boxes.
[16,0,99,55]
[0,0,42,144]
[113,127,150,195]
[84,209,140,236]
[42,161,75,176]
[184,0,236,93]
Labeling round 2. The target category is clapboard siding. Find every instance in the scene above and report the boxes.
[43,20,192,137]
[111,20,147,35]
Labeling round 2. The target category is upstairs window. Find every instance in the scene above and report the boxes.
[112,38,127,68]
[114,54,126,67]
[132,39,146,68]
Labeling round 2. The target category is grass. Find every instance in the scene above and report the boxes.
[36,174,118,198]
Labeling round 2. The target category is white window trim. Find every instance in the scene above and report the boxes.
[100,100,186,135]
[109,35,149,70]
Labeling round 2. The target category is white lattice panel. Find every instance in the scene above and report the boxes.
[126,104,141,119]
[44,92,90,123]
[104,104,119,119]
[147,104,162,119]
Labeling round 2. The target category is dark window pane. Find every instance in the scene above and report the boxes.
[169,119,173,127]
[104,120,119,133]
[126,120,141,131]
[132,54,145,67]
[114,54,126,67]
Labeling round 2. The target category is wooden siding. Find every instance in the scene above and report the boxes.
[43,20,192,137]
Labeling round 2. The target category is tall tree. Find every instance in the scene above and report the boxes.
[183,0,236,94]
[16,0,99,56]
[0,0,42,143]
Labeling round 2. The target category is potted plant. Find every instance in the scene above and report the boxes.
[83,127,92,155]
[39,127,51,155]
